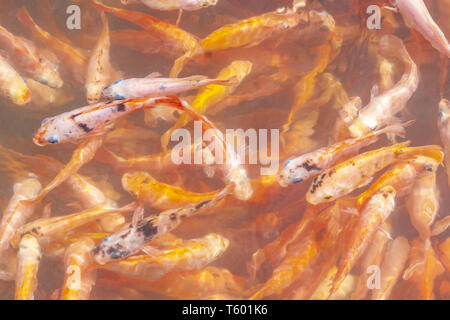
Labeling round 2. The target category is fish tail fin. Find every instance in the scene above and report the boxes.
[398,145,444,163]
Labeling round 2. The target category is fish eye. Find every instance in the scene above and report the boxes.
[201,1,209,7]
[47,135,59,144]
[291,177,303,184]
[112,79,123,86]
[324,195,333,200]
[439,111,445,120]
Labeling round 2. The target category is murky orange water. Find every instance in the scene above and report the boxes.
[0,0,449,300]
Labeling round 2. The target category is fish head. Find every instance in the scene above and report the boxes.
[306,173,336,205]
[38,66,63,89]
[33,116,62,146]
[438,99,450,125]
[121,171,154,198]
[5,85,31,106]
[277,157,319,187]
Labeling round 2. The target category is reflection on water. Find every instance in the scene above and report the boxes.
[0,0,449,300]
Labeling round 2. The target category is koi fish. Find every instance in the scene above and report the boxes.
[388,0,450,57]
[349,35,419,138]
[372,237,410,300]
[32,96,212,146]
[278,122,410,187]
[306,143,443,205]
[0,24,62,88]
[60,238,96,300]
[0,54,30,106]
[406,161,440,240]
[16,7,88,84]
[11,203,137,248]
[101,74,237,100]
[121,0,218,11]
[86,12,118,104]
[92,184,234,265]
[438,99,450,186]
[328,186,397,299]
[14,235,41,300]
[0,177,41,252]
[122,171,220,210]
[102,233,229,282]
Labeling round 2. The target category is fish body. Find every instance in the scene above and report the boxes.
[0,54,30,105]
[86,13,115,104]
[0,178,41,252]
[0,24,62,88]
[349,35,419,137]
[15,235,41,300]
[393,0,450,57]
[329,186,397,298]
[122,0,218,11]
[102,75,236,100]
[306,142,442,205]
[122,171,219,210]
[278,123,408,187]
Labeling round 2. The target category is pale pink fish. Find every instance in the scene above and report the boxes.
[121,0,218,11]
[0,24,63,88]
[277,122,409,187]
[101,74,236,100]
[0,54,30,106]
[438,99,450,186]
[349,35,419,138]
[86,12,118,104]
[33,97,189,146]
[0,177,41,253]
[388,0,450,57]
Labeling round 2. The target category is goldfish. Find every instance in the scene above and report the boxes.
[356,156,442,207]
[102,233,229,282]
[328,186,397,298]
[161,60,253,150]
[348,35,419,138]
[0,54,30,106]
[24,135,105,207]
[0,24,62,88]
[11,203,137,248]
[92,184,234,265]
[102,73,237,100]
[403,239,445,299]
[388,0,450,57]
[16,7,88,84]
[0,177,41,253]
[278,122,409,187]
[26,79,74,110]
[372,236,410,300]
[306,142,442,205]
[406,161,440,240]
[14,235,41,300]
[122,171,220,210]
[170,6,301,77]
[350,225,391,300]
[86,12,118,104]
[438,99,450,186]
[91,0,200,71]
[60,238,97,300]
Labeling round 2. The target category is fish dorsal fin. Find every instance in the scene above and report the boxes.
[131,206,145,227]
[145,72,163,79]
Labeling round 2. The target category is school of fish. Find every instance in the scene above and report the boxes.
[0,0,449,300]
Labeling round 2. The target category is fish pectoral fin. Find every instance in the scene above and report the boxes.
[145,72,163,79]
[141,245,164,257]
[382,6,399,13]
[377,226,393,240]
